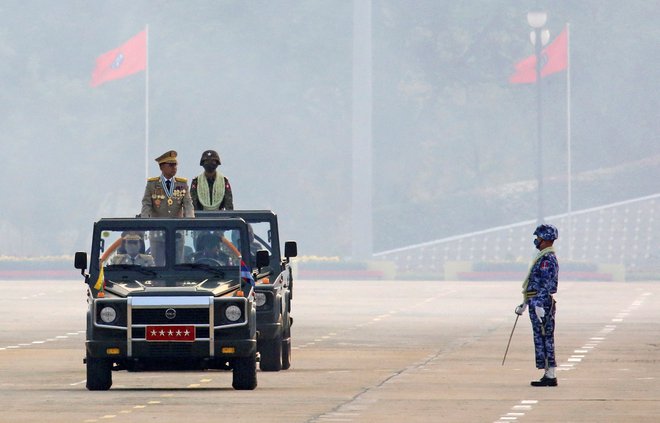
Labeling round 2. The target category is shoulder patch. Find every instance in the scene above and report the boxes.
[175,176,188,182]
[147,177,159,182]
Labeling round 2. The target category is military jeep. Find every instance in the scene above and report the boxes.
[197,211,297,372]
[74,217,263,390]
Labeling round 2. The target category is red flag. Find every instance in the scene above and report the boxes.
[91,30,146,87]
[509,27,567,84]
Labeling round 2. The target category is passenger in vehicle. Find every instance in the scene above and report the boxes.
[110,233,155,266]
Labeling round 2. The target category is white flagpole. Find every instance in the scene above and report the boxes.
[145,24,150,180]
[566,23,572,259]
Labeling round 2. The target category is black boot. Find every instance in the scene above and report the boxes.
[531,376,558,387]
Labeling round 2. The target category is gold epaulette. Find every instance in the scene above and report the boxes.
[175,176,188,182]
[147,176,159,182]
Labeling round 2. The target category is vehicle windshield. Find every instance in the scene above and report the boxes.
[100,228,243,269]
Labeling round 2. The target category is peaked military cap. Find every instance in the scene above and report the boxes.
[200,149,221,165]
[122,232,143,241]
[155,150,178,164]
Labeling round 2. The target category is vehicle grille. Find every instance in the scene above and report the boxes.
[132,308,210,325]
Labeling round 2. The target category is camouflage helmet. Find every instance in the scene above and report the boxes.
[533,224,559,241]
[200,150,221,165]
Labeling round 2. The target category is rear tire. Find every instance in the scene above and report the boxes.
[232,354,257,390]
[259,335,283,371]
[86,355,112,391]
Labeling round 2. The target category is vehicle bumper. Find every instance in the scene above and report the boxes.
[86,338,257,359]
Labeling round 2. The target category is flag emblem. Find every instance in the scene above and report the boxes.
[111,53,125,69]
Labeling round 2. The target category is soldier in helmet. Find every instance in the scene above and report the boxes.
[515,223,560,387]
[140,150,195,218]
[190,150,233,211]
[110,233,155,266]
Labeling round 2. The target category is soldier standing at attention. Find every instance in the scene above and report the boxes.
[515,224,559,387]
[190,150,233,211]
[140,150,194,265]
[140,150,194,218]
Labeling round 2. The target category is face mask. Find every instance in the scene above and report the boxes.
[125,242,140,256]
[203,162,218,173]
[534,238,542,250]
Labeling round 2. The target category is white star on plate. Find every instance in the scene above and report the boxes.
[184,329,190,336]
[151,330,157,336]
[168,330,174,336]
[176,330,182,336]
[159,330,165,336]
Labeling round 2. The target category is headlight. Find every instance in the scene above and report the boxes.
[224,304,242,322]
[255,292,267,307]
[99,306,117,323]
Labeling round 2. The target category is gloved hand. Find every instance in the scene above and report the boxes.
[515,303,527,315]
[535,305,546,319]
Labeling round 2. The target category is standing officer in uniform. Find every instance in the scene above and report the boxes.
[515,223,559,387]
[190,150,233,210]
[140,150,194,265]
[140,150,194,218]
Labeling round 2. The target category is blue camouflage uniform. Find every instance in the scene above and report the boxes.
[525,251,558,369]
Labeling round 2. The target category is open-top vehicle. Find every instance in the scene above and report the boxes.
[74,217,263,390]
[197,210,297,371]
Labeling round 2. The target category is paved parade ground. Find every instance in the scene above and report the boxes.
[0,278,658,422]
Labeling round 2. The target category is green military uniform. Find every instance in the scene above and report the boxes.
[110,253,155,266]
[190,174,233,210]
[190,149,234,211]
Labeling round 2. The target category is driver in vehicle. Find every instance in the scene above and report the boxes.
[191,232,230,265]
[110,233,155,266]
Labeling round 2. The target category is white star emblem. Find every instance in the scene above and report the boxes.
[168,330,174,336]
[159,330,165,336]
[176,330,182,336]
[151,330,157,336]
[184,329,190,336]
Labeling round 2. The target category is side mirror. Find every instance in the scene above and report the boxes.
[256,250,270,268]
[74,252,88,270]
[284,241,297,258]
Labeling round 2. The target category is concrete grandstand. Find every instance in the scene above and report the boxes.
[374,193,660,281]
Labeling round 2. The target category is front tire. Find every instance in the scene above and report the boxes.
[259,335,283,371]
[232,354,257,390]
[86,355,112,391]
[281,337,291,370]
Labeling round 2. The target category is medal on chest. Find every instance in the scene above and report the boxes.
[160,176,176,206]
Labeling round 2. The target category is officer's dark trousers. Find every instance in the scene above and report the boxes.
[529,299,557,369]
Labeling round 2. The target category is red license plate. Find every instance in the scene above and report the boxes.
[145,325,196,342]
